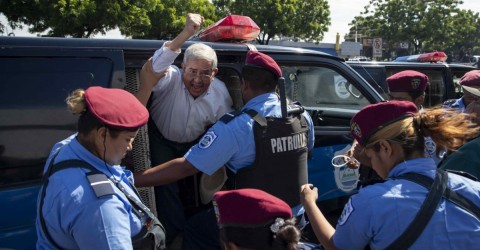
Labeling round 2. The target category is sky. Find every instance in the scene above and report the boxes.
[2,0,480,43]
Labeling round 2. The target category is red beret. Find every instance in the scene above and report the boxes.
[460,70,480,87]
[351,101,417,145]
[387,70,428,92]
[213,189,292,228]
[245,51,282,78]
[85,86,148,130]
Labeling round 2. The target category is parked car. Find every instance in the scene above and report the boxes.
[0,35,384,249]
[346,60,476,107]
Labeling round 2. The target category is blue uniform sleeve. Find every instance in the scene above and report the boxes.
[72,196,134,249]
[302,111,315,150]
[333,197,372,250]
[185,120,242,175]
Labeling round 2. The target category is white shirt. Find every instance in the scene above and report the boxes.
[149,43,233,143]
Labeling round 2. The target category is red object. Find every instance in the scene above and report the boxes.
[245,50,282,78]
[85,86,149,130]
[350,101,417,145]
[460,70,480,87]
[198,15,260,42]
[387,70,429,92]
[417,51,448,62]
[213,189,292,227]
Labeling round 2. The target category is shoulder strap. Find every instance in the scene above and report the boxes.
[398,170,480,220]
[38,149,64,250]
[387,170,480,249]
[385,170,448,250]
[219,110,244,124]
[244,109,267,127]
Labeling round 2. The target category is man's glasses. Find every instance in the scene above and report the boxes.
[184,68,213,82]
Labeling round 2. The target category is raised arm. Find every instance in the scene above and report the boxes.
[135,58,166,106]
[166,13,204,52]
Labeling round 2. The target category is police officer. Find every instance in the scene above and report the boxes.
[349,71,441,173]
[443,70,480,112]
[440,70,480,180]
[301,101,480,249]
[386,70,442,164]
[36,87,165,249]
[386,70,428,109]
[213,189,321,250]
[134,50,315,249]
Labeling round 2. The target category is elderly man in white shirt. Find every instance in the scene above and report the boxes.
[136,13,233,247]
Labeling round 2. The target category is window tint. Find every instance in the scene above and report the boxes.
[0,57,113,187]
[350,66,387,97]
[284,66,370,110]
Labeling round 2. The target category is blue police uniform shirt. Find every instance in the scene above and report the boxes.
[333,157,480,250]
[424,136,443,165]
[185,92,314,215]
[36,134,146,250]
[443,96,466,112]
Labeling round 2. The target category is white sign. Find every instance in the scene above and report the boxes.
[373,38,382,58]
[340,42,362,56]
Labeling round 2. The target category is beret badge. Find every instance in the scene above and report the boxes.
[411,78,421,90]
[351,122,362,139]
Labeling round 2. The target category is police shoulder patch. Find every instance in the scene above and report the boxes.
[198,131,217,149]
[337,198,354,226]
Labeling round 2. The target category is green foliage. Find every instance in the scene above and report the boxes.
[0,0,157,37]
[350,0,480,56]
[128,0,219,40]
[0,0,330,42]
[212,0,330,44]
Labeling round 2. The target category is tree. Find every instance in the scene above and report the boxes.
[0,0,157,38]
[212,0,330,45]
[350,0,480,56]
[127,0,219,40]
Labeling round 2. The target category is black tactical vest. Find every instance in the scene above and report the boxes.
[222,106,309,207]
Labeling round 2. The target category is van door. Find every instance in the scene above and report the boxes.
[0,47,125,250]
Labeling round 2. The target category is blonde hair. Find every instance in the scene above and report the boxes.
[367,108,480,156]
[66,89,87,114]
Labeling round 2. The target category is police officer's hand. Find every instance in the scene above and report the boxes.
[347,140,371,167]
[140,58,166,88]
[300,184,318,206]
[184,13,204,37]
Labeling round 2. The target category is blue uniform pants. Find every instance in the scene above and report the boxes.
[182,208,220,250]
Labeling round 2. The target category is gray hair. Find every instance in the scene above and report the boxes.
[183,43,218,70]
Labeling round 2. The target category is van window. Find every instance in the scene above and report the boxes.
[0,57,113,187]
[284,66,370,110]
[350,66,387,98]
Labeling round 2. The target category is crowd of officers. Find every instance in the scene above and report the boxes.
[35,13,480,250]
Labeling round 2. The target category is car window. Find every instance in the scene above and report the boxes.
[349,66,388,99]
[0,57,113,187]
[284,66,370,110]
